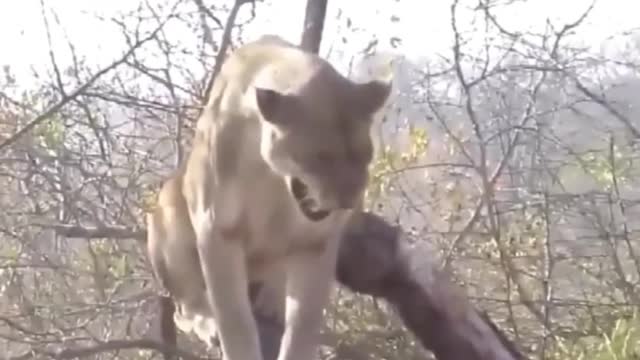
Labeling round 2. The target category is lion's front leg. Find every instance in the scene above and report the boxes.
[277,237,340,360]
[194,209,263,360]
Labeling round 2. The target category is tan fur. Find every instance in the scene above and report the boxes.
[146,35,391,360]
[147,168,286,348]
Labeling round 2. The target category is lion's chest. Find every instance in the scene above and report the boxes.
[210,114,347,276]
[246,179,340,251]
[218,173,345,276]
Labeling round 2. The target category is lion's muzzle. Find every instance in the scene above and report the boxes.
[290,177,331,222]
[288,171,365,222]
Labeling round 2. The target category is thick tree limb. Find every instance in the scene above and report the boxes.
[155,296,178,360]
[336,212,526,360]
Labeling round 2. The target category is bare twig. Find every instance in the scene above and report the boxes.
[573,79,640,139]
[35,223,146,241]
[50,339,209,360]
[442,0,596,334]
[539,192,556,358]
[192,0,223,51]
[201,0,254,103]
[0,14,175,151]
[39,0,66,96]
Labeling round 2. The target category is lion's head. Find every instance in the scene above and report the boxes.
[255,63,391,221]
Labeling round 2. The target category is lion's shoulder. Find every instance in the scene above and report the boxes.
[220,36,322,95]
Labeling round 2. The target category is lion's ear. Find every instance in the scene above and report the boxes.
[256,87,286,125]
[352,79,392,117]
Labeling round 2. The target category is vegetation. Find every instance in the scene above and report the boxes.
[0,0,638,359]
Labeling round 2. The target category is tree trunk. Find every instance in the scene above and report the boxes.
[300,0,328,54]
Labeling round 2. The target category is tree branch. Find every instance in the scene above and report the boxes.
[36,223,146,241]
[50,339,208,360]
[573,78,640,139]
[0,12,176,152]
[201,0,254,104]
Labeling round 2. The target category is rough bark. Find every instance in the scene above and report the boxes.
[156,296,178,360]
[335,212,526,360]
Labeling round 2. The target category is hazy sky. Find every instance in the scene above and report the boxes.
[0,0,636,85]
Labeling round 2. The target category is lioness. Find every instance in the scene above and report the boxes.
[147,35,391,360]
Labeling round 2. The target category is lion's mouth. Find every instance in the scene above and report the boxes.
[290,177,330,222]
